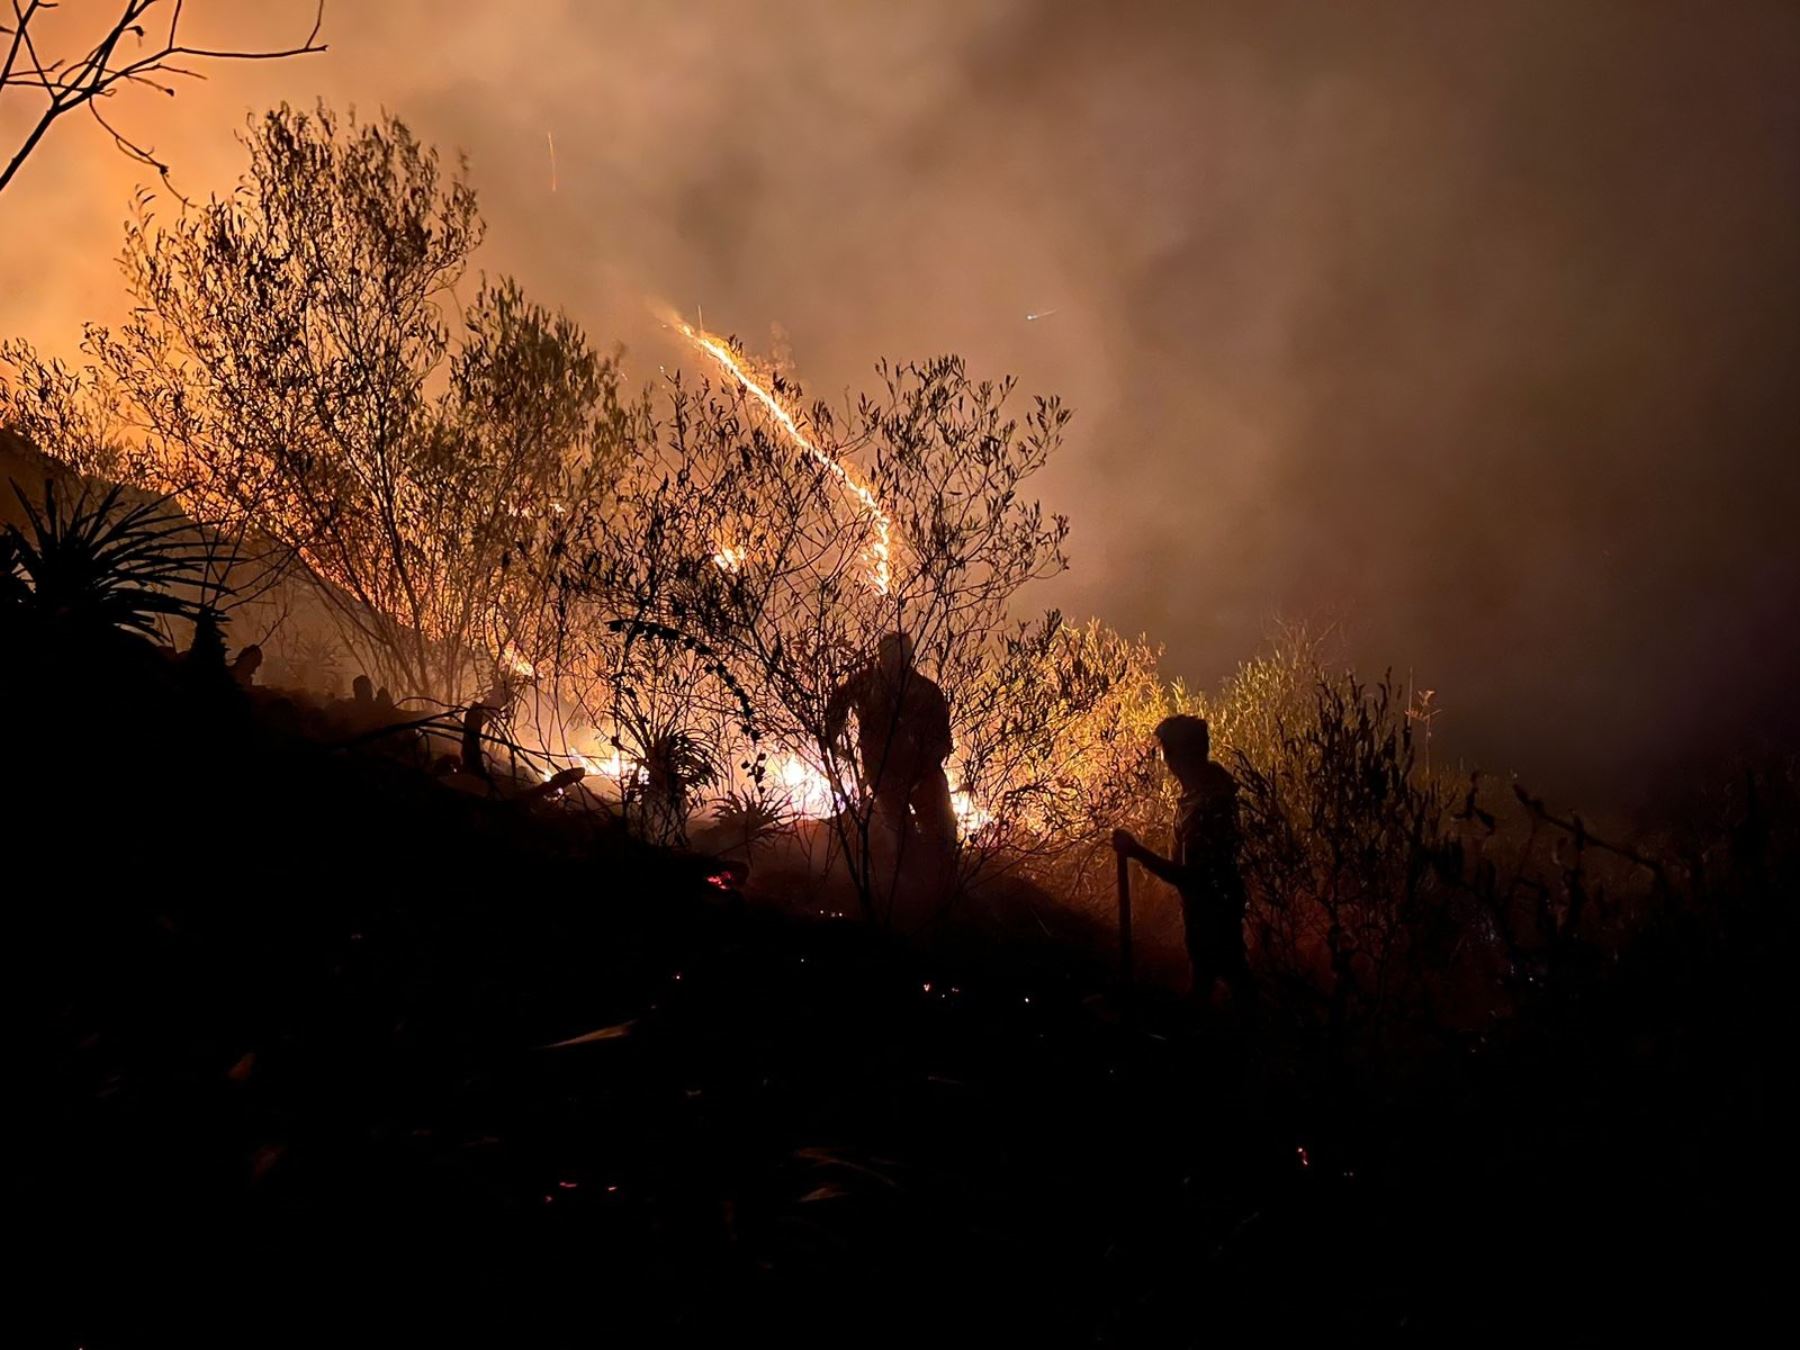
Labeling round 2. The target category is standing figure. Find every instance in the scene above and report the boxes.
[824,633,957,851]
[230,644,263,687]
[1112,715,1253,1012]
[460,684,508,781]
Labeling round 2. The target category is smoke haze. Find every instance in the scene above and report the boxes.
[4,0,1797,806]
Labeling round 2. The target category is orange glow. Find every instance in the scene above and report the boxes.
[768,753,841,819]
[673,320,894,594]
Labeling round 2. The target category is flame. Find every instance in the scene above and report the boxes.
[768,753,842,819]
[673,320,893,594]
[951,787,992,840]
[501,642,537,678]
[712,544,746,574]
[581,749,633,781]
[537,746,634,790]
[763,750,990,838]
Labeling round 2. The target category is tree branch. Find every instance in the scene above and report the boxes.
[0,0,327,197]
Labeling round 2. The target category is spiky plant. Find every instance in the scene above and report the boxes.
[4,478,217,638]
[640,729,722,811]
[710,786,795,855]
[613,706,723,845]
[0,528,27,609]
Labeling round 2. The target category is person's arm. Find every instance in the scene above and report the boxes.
[823,668,864,746]
[1111,829,1195,889]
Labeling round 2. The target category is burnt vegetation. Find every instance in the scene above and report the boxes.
[2,103,1790,1345]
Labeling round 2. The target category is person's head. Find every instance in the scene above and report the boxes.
[353,673,374,703]
[1154,714,1212,788]
[877,631,915,677]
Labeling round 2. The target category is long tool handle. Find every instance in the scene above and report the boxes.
[1116,851,1133,986]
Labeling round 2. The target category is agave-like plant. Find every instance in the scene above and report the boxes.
[609,702,725,844]
[637,727,723,822]
[0,528,27,609]
[4,478,218,637]
[710,786,795,854]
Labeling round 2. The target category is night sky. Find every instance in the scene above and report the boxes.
[6,0,1797,806]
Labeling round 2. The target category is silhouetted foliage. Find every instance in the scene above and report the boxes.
[1233,671,1453,1035]
[0,2,327,196]
[2,476,216,638]
[7,104,628,702]
[556,349,1072,908]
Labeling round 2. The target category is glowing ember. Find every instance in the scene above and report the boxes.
[673,320,894,594]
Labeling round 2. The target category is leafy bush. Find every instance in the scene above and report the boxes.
[1232,671,1455,1034]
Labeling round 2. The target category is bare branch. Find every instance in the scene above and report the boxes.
[0,0,326,197]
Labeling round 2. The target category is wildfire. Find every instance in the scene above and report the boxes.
[769,753,841,819]
[763,751,990,840]
[673,320,894,594]
[536,746,636,792]
[581,748,634,781]
[951,786,993,840]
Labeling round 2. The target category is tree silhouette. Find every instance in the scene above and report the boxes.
[6,104,627,702]
[1,1,326,197]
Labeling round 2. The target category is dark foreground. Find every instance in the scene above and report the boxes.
[6,635,1788,1346]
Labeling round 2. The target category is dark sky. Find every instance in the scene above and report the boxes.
[6,0,1798,806]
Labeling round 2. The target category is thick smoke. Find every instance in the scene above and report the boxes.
[4,0,1796,807]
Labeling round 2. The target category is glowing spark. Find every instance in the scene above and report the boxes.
[673,320,894,593]
[546,131,558,193]
[1025,308,1059,322]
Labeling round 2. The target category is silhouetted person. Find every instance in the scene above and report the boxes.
[352,674,374,707]
[824,632,957,851]
[230,644,263,687]
[460,684,507,781]
[1113,715,1254,1013]
[186,610,227,669]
